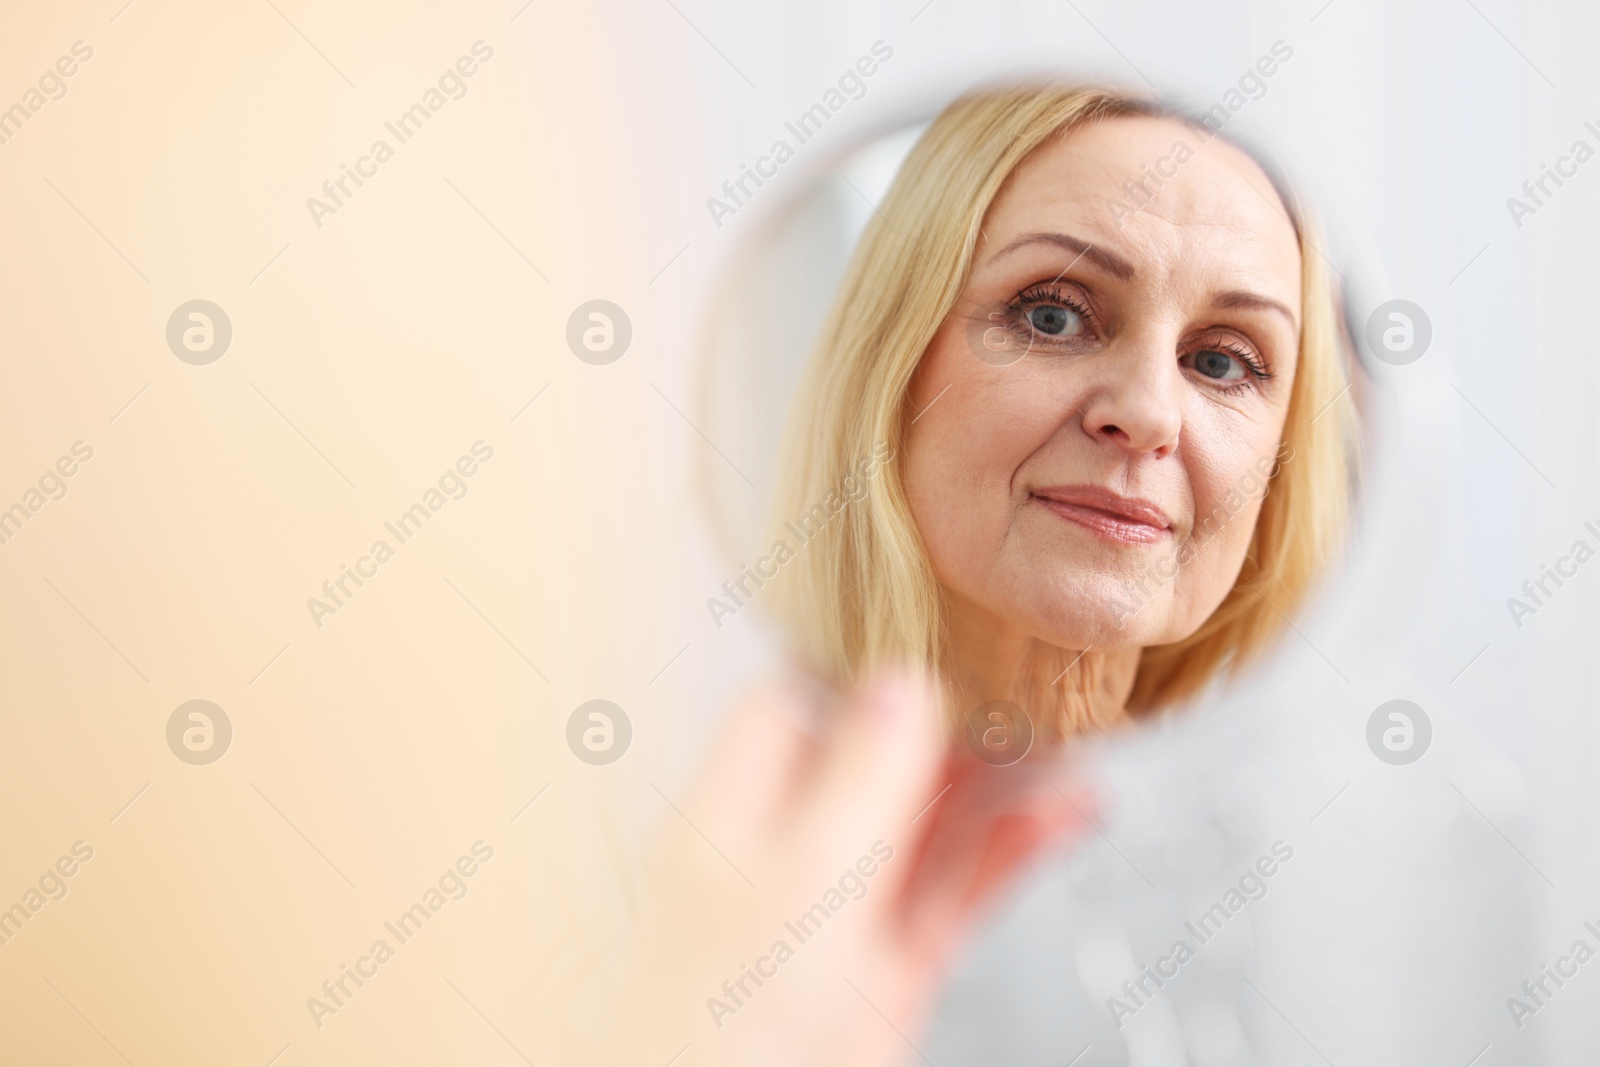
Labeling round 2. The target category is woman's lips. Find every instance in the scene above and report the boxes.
[1031,486,1173,545]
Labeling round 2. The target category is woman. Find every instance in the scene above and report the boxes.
[767,83,1355,739]
[603,84,1356,1067]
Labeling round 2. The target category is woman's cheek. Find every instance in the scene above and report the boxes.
[904,424,1013,591]
[918,442,991,537]
[901,432,973,579]
[1184,475,1267,601]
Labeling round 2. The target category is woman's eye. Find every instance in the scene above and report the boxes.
[1191,348,1246,381]
[1028,304,1081,336]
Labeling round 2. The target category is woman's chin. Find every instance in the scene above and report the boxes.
[1009,569,1179,649]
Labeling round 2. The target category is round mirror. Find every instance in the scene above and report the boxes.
[693,79,1378,741]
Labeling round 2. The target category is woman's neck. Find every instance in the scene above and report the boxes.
[940,594,1141,740]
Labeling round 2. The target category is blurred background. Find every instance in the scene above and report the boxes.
[0,0,1595,1064]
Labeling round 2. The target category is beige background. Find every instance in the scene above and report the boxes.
[0,1,713,1062]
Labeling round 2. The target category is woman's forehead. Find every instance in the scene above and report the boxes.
[981,115,1302,304]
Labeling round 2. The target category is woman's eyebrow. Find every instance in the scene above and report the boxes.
[991,231,1135,281]
[1212,289,1298,328]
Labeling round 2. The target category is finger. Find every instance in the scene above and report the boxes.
[798,668,947,857]
[682,673,822,846]
[959,796,1085,908]
[895,762,1093,959]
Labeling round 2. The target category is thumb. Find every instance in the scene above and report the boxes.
[898,764,1093,958]
[803,667,947,854]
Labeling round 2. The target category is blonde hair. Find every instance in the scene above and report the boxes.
[765,83,1357,720]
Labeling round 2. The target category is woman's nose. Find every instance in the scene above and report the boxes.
[1076,341,1184,459]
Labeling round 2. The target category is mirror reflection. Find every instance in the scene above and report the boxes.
[699,82,1362,750]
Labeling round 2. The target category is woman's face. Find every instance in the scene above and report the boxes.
[903,114,1302,651]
